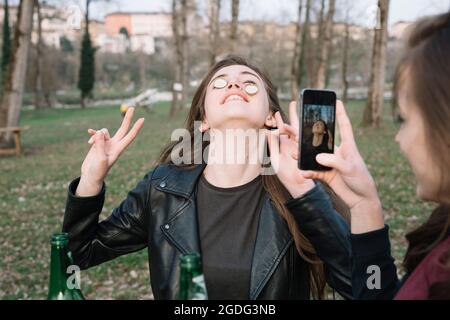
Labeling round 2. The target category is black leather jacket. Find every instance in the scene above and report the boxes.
[63,163,353,300]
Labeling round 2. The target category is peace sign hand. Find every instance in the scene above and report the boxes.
[76,107,145,196]
[266,101,315,198]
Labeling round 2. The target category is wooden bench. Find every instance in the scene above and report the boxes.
[0,126,30,156]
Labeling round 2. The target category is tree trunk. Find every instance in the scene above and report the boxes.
[341,14,350,104]
[180,0,189,112]
[34,0,45,109]
[299,0,311,88]
[312,0,326,86]
[229,0,239,52]
[315,0,335,89]
[1,0,12,98]
[170,0,180,117]
[362,0,390,128]
[0,0,35,144]
[290,0,303,101]
[208,0,221,67]
[138,52,147,89]
[170,0,190,117]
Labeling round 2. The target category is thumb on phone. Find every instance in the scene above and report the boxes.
[315,153,348,173]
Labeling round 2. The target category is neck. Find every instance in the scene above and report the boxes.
[312,133,324,147]
[203,163,261,188]
[203,128,264,188]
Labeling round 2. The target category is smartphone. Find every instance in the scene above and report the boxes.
[298,89,336,171]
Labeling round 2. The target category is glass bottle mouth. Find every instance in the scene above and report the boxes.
[180,253,201,269]
[51,232,69,245]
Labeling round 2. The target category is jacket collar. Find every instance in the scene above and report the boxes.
[157,163,293,300]
[155,163,207,199]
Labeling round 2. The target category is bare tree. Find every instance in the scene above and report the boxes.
[341,3,351,103]
[208,0,221,67]
[33,0,45,109]
[362,0,390,128]
[290,0,304,101]
[299,0,316,88]
[137,52,147,89]
[180,0,189,112]
[312,0,326,86]
[315,0,335,88]
[229,0,239,52]
[170,0,181,117]
[300,0,312,88]
[0,0,35,144]
[170,0,189,118]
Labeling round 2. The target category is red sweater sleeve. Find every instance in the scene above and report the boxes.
[395,236,450,300]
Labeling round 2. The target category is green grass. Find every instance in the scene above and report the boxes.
[0,100,433,299]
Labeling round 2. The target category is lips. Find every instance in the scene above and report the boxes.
[221,91,249,104]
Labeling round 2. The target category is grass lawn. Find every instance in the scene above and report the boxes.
[0,100,433,299]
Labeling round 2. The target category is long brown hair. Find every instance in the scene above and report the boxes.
[157,55,350,299]
[394,12,450,298]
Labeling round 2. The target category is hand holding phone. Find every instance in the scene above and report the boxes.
[301,100,384,234]
[298,89,336,171]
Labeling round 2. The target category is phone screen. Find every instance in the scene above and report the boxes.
[298,90,336,171]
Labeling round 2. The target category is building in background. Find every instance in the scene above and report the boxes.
[0,4,177,55]
[103,12,173,54]
[0,3,79,49]
[0,3,376,56]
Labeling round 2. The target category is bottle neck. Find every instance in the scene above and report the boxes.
[179,267,200,300]
[48,242,70,298]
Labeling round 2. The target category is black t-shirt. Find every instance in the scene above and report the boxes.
[303,138,332,170]
[195,173,264,300]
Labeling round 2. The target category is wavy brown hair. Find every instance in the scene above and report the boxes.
[157,55,350,299]
[393,12,450,298]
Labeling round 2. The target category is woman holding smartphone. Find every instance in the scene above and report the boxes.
[63,55,353,300]
[302,12,450,299]
[311,120,333,152]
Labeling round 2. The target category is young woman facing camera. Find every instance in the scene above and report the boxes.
[63,55,354,300]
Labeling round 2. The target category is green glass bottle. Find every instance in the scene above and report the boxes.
[47,233,85,300]
[178,253,208,300]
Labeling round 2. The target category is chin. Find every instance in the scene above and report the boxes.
[416,184,439,203]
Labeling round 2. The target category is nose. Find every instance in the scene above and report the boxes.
[227,80,241,90]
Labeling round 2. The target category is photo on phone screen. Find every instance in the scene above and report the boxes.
[298,90,336,171]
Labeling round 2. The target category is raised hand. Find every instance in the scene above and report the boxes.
[76,107,145,196]
[266,101,315,198]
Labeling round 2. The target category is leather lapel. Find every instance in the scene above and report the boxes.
[249,194,293,300]
[157,164,206,255]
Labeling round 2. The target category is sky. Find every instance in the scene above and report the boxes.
[84,0,450,28]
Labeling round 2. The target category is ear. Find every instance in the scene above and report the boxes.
[199,119,210,133]
[264,111,277,128]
